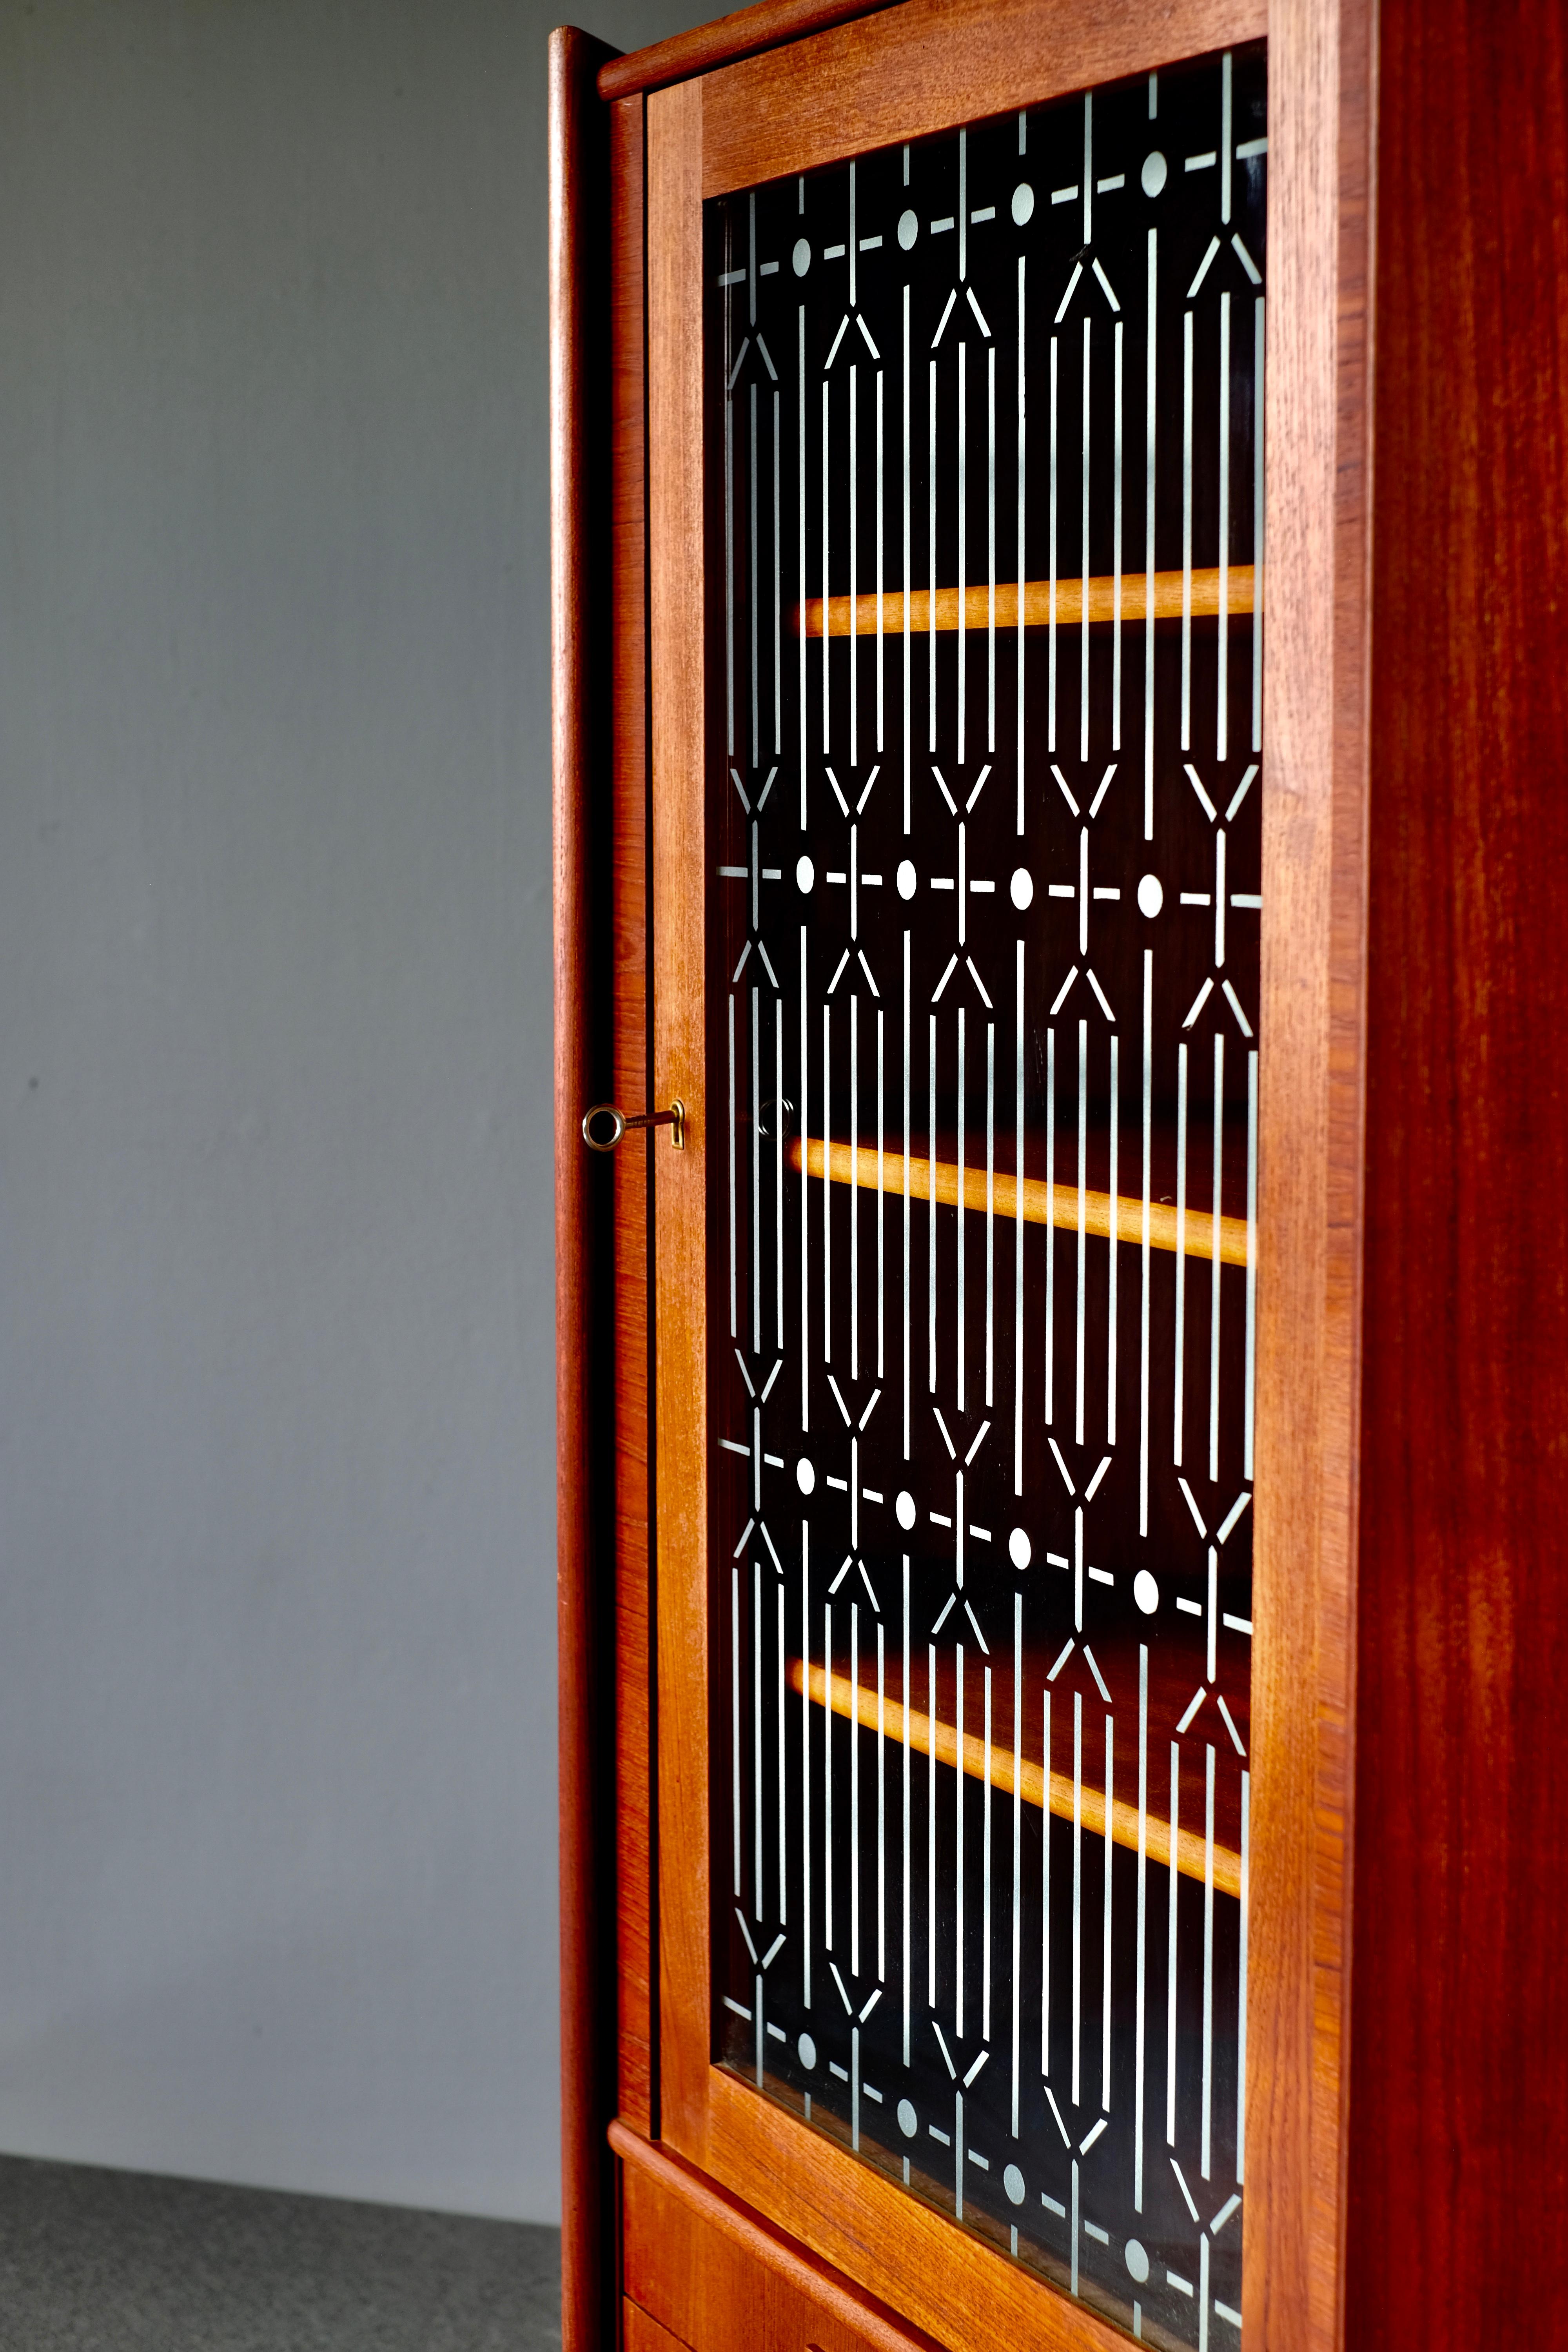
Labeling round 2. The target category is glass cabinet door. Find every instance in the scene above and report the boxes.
[704,44,1266,2348]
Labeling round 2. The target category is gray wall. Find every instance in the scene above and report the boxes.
[0,0,690,2223]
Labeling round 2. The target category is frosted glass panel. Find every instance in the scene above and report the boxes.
[706,44,1265,2347]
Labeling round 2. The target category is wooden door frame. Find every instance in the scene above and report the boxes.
[557,0,1376,2339]
[641,0,1375,2347]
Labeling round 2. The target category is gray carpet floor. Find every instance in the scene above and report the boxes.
[0,2155,561,2352]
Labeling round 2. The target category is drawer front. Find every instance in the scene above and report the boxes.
[618,2125,942,2352]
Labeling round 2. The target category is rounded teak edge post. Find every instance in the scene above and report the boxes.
[551,22,618,2351]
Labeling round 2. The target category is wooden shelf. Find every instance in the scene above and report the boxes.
[797,563,1257,640]
[789,1658,1243,1897]
[789,1135,1250,1267]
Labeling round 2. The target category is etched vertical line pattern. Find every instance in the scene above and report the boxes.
[1201,1742,1216,2180]
[1136,1644,1149,2210]
[821,377,831,755]
[799,927,810,1429]
[986,1020,996,1410]
[726,382,736,758]
[927,1638,938,2014]
[751,987,762,1353]
[704,85,1264,2336]
[903,933,911,1458]
[1071,1688,1083,2109]
[1143,228,1158,839]
[850,993,860,1381]
[958,1008,967,1412]
[1011,1592,1023,2134]
[903,285,912,829]
[988,342,997,757]
[822,1004,832,1363]
[1174,1038,1189,1465]
[902,1559,911,2065]
[849,363,859,768]
[1112,316,1124,753]
[958,342,968,765]
[1042,1688,1053,2080]
[1251,294,1264,754]
[750,380,760,767]
[850,1601,860,1976]
[798,306,807,824]
[1216,291,1230,764]
[1080,315,1091,764]
[753,1559,764,1922]
[1210,1029,1225,1482]
[1014,943,1025,1495]
[824,1599,835,1953]
[1045,1023,1056,1426]
[1180,306,1194,750]
[1049,332,1059,755]
[928,1014,938,1396]
[729,994,739,1339]
[1016,255,1027,836]
[928,358,938,753]
[1102,1711,1114,2110]
[1141,948,1153,1531]
[982,1664,993,2044]
[1166,1740,1180,2146]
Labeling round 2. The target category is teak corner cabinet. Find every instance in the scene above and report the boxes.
[552,2,1568,2347]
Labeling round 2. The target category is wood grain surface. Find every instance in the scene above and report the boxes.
[622,2296,693,2352]
[698,0,1268,198]
[1346,0,1568,2343]
[1245,1,1374,2348]
[610,87,657,2145]
[615,2117,955,2352]
[701,2069,1137,2352]
[647,70,717,2174]
[598,0,905,103]
[550,25,621,2351]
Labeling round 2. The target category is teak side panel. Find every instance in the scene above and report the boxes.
[648,69,716,2172]
[1246,1,1373,2348]
[697,0,1267,197]
[612,85,656,2141]
[1347,0,1568,2343]
[551,28,622,2352]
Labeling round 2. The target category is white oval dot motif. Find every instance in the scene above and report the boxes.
[1137,872,1163,918]
[797,1457,816,1496]
[797,854,815,894]
[897,2098,918,2139]
[897,209,919,251]
[1126,2238,1151,2285]
[1009,1526,1032,1569]
[896,1488,917,1531]
[798,2031,817,2070]
[1141,151,1168,198]
[1011,867,1034,911]
[1011,181,1035,226]
[792,236,812,277]
[1133,1568,1160,1616]
[897,858,917,901]
[1004,2163,1027,2207]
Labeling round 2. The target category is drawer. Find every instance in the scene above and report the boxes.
[615,2122,943,2352]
